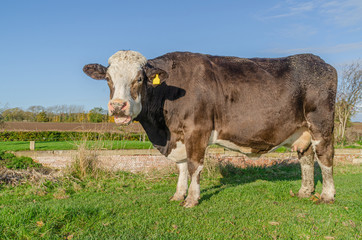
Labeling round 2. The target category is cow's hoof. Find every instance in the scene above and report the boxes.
[297,191,313,198]
[181,199,199,208]
[321,193,335,204]
[297,187,314,198]
[170,194,185,201]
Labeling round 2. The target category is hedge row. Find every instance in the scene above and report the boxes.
[0,131,148,142]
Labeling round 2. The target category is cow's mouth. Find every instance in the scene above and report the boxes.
[114,115,132,125]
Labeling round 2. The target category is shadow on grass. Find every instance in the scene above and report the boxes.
[200,161,323,204]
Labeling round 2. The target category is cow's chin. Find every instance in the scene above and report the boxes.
[114,116,132,125]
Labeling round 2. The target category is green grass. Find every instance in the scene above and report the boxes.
[0,140,153,151]
[0,151,43,169]
[1,140,361,152]
[273,146,289,153]
[335,140,362,149]
[0,162,360,239]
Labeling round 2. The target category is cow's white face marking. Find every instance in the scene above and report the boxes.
[168,141,187,162]
[107,51,147,119]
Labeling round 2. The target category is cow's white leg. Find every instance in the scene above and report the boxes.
[183,162,203,208]
[168,142,188,201]
[310,138,335,203]
[170,161,188,201]
[298,150,315,198]
[317,159,336,202]
[181,130,210,208]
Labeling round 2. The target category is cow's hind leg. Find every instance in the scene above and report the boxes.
[311,137,335,203]
[182,131,209,208]
[307,112,336,203]
[183,160,204,208]
[297,146,315,198]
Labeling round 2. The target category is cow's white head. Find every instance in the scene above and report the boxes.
[83,50,168,124]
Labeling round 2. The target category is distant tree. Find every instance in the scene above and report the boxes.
[78,112,87,122]
[0,104,4,128]
[88,107,107,123]
[26,106,43,121]
[45,104,86,122]
[335,61,362,143]
[36,111,49,122]
[2,108,27,121]
[0,104,105,123]
[0,114,4,129]
[28,105,45,114]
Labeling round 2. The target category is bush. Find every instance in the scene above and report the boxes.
[0,151,43,169]
[0,151,15,161]
[6,156,43,169]
[0,114,4,129]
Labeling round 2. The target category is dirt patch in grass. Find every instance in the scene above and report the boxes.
[0,167,61,186]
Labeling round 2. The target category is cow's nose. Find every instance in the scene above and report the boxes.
[108,100,129,115]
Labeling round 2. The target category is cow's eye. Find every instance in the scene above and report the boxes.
[137,78,142,83]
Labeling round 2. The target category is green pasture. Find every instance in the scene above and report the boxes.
[0,160,361,239]
[1,140,360,152]
[0,140,153,152]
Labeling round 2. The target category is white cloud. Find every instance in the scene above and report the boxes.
[278,24,318,39]
[261,0,362,27]
[267,41,362,55]
[320,0,362,27]
[260,1,316,19]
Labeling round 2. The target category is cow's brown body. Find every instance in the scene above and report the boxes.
[84,51,337,207]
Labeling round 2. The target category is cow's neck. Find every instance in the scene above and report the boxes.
[135,84,171,156]
[138,119,170,155]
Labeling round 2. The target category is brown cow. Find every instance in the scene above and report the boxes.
[83,50,337,207]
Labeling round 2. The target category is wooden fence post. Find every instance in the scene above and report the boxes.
[30,141,35,151]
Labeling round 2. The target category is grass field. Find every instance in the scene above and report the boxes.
[1,140,361,153]
[1,141,289,153]
[337,140,362,149]
[0,161,360,239]
[0,140,153,151]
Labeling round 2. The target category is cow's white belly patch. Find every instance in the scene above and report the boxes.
[168,141,187,162]
[269,127,312,152]
[209,128,313,155]
[208,130,254,154]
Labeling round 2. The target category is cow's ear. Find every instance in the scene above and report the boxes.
[144,65,169,86]
[83,64,107,80]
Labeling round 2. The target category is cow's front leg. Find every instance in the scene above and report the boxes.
[183,160,203,208]
[170,161,188,201]
[182,130,209,208]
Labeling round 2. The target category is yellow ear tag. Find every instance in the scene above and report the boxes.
[153,74,160,85]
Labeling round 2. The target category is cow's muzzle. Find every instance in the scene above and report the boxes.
[108,99,132,124]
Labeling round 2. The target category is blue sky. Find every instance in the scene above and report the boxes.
[0,0,361,121]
